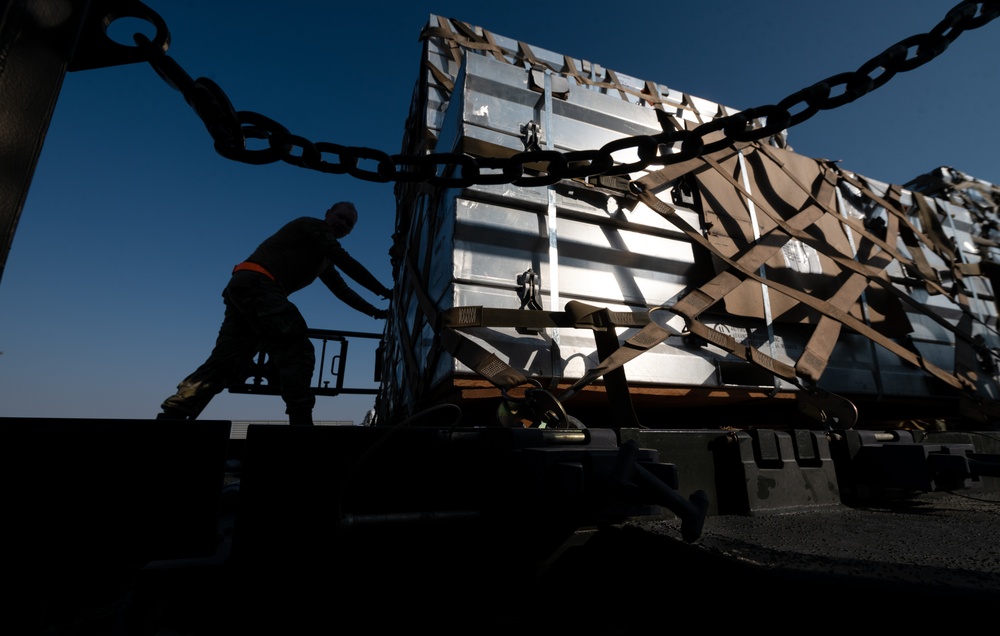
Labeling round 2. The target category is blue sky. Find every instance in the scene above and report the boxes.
[1,1,997,424]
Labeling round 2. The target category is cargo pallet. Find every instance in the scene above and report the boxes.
[4,5,1000,634]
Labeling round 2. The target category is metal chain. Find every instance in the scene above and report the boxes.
[121,1,999,187]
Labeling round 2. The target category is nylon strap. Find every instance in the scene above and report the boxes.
[403,234,662,411]
[439,329,528,389]
[516,41,540,68]
[397,256,443,410]
[953,313,983,397]
[642,80,664,109]
[757,147,950,296]
[562,55,588,88]
[912,190,957,263]
[633,184,972,392]
[712,150,988,353]
[834,170,998,344]
[559,315,677,402]
[670,161,835,318]
[423,60,455,93]
[436,297,673,431]
[745,150,991,386]
[605,68,629,103]
[421,17,686,110]
[797,213,898,383]
[834,171,949,291]
[590,322,640,431]
[701,152,918,292]
[428,19,506,61]
[440,302,649,332]
[741,145,903,383]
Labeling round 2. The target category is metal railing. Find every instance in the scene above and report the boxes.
[228,329,382,397]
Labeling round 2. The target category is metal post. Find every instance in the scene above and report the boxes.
[0,0,94,285]
[544,69,562,377]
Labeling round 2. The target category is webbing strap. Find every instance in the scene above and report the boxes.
[559,315,677,402]
[957,261,984,276]
[757,147,949,296]
[631,135,749,194]
[424,59,455,93]
[797,213,898,383]
[834,171,950,292]
[429,19,505,61]
[403,237,664,416]
[605,68,630,103]
[438,298,673,432]
[516,41,540,68]
[701,153,917,294]
[642,80,664,108]
[439,329,528,389]
[475,24,508,64]
[633,186,971,392]
[750,149,994,384]
[396,256,442,409]
[834,170,997,344]
[404,256,439,326]
[402,254,534,393]
[711,150,987,354]
[421,17,690,111]
[663,150,838,380]
[590,324,640,431]
[424,18,463,65]
[741,146,904,382]
[912,190,957,263]
[953,313,984,396]
[684,94,706,125]
[683,317,796,380]
[639,145,952,392]
[440,301,649,332]
[561,55,587,87]
[669,172,833,321]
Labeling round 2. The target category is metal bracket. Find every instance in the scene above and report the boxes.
[69,0,170,72]
[528,68,569,98]
[520,121,541,151]
[797,390,859,430]
[515,268,544,335]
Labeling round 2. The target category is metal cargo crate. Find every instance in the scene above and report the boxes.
[378,15,1000,429]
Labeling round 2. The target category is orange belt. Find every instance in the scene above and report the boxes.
[232,261,275,281]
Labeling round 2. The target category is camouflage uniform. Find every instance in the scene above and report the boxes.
[160,216,389,423]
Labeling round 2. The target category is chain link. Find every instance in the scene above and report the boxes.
[123,1,998,188]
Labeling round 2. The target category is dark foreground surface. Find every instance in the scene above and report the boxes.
[10,419,1000,634]
[23,491,1000,635]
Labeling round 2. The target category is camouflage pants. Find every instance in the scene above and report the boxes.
[161,271,316,417]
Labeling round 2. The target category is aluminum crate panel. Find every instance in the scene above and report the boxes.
[381,15,1000,424]
[436,54,666,159]
[449,196,697,308]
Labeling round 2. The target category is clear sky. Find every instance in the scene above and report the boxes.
[1,1,997,424]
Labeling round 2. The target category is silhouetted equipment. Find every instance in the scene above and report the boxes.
[227,328,382,397]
